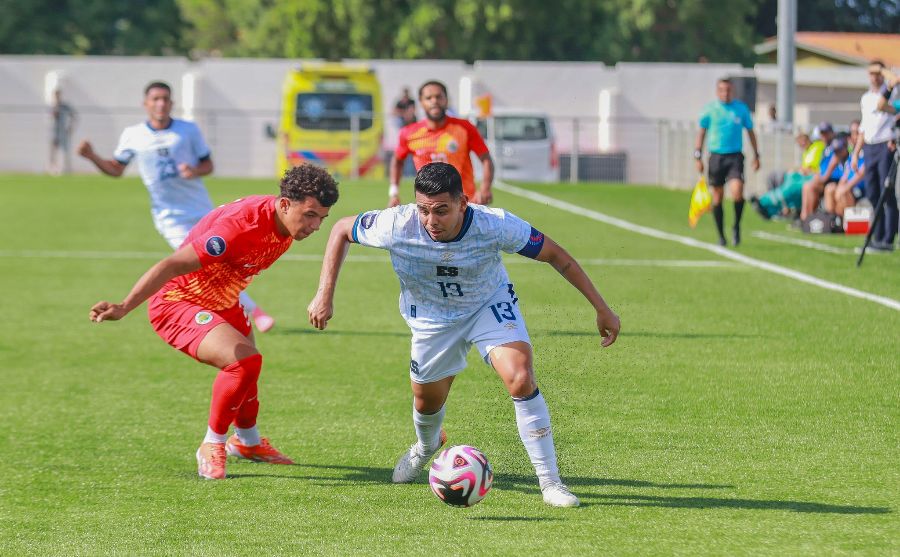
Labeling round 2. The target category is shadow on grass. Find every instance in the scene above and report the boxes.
[494,472,733,491]
[271,328,408,338]
[534,329,764,339]
[494,473,888,514]
[225,466,890,515]
[227,463,391,484]
[271,327,760,341]
[468,516,562,522]
[588,493,891,514]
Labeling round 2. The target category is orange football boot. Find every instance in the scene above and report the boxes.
[225,435,294,464]
[196,442,227,480]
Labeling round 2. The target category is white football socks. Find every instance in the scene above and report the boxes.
[413,403,446,452]
[235,425,261,447]
[203,426,227,445]
[513,389,560,486]
[239,291,257,313]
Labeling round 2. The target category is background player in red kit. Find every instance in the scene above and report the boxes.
[388,80,494,207]
[89,164,339,480]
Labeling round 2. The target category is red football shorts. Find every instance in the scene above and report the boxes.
[148,295,251,360]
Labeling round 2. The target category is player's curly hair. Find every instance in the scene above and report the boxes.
[280,163,340,207]
[414,162,462,198]
[418,80,448,99]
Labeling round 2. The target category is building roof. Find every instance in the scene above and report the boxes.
[754,32,900,68]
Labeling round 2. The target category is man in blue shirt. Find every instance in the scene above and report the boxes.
[694,78,761,246]
[800,135,850,221]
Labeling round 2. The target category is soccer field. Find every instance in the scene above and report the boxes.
[1,174,897,555]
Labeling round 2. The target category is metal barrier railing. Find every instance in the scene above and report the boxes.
[657,120,800,194]
[0,103,798,190]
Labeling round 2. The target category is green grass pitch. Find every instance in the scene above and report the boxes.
[0,174,897,555]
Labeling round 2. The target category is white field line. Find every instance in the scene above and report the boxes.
[0,249,739,268]
[494,181,900,312]
[750,231,853,254]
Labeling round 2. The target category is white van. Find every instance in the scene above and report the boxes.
[475,109,559,183]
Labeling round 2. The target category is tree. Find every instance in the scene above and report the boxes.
[6,0,895,62]
[0,0,187,55]
[754,0,900,37]
[389,0,760,64]
[176,0,412,59]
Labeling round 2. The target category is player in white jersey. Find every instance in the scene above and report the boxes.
[77,81,275,332]
[308,162,620,507]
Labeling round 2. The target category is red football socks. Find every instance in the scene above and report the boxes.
[234,381,260,429]
[208,353,262,435]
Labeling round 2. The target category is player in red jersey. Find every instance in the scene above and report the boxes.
[89,164,339,480]
[388,80,494,207]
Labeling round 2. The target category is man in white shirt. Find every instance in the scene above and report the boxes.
[78,81,276,330]
[307,162,621,508]
[851,60,897,252]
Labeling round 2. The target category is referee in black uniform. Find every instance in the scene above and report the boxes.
[694,78,761,246]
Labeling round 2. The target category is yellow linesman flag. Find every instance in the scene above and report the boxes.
[688,175,712,228]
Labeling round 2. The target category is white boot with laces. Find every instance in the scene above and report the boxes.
[540,479,580,507]
[391,429,447,483]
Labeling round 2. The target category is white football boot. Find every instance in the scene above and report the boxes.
[391,429,447,483]
[541,480,580,507]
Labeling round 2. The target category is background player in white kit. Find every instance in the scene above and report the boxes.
[77,81,275,331]
[308,162,620,507]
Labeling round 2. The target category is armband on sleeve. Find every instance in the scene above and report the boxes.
[517,227,545,259]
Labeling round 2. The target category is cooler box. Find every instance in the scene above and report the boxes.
[843,206,871,235]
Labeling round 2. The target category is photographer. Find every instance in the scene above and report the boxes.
[876,68,900,114]
[851,61,897,252]
[877,67,900,232]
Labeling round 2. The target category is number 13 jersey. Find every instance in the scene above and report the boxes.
[351,204,541,331]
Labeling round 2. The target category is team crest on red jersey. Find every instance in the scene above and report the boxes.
[205,236,226,256]
[195,311,213,325]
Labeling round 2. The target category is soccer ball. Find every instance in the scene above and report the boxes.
[428,445,493,507]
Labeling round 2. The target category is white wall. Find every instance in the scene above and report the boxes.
[0,56,191,176]
[0,55,874,186]
[614,63,744,184]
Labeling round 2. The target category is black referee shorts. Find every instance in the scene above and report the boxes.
[708,152,744,187]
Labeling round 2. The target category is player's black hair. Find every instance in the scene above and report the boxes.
[418,80,448,99]
[414,162,462,198]
[280,163,340,207]
[144,81,172,96]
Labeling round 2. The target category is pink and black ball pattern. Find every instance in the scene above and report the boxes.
[428,445,493,507]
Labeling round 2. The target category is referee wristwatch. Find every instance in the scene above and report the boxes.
[692,149,702,160]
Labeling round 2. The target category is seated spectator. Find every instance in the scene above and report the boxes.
[824,148,865,219]
[752,171,807,220]
[765,128,829,190]
[801,124,832,175]
[800,135,849,221]
[848,119,861,152]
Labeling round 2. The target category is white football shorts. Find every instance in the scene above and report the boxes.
[156,221,196,250]
[408,284,531,384]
